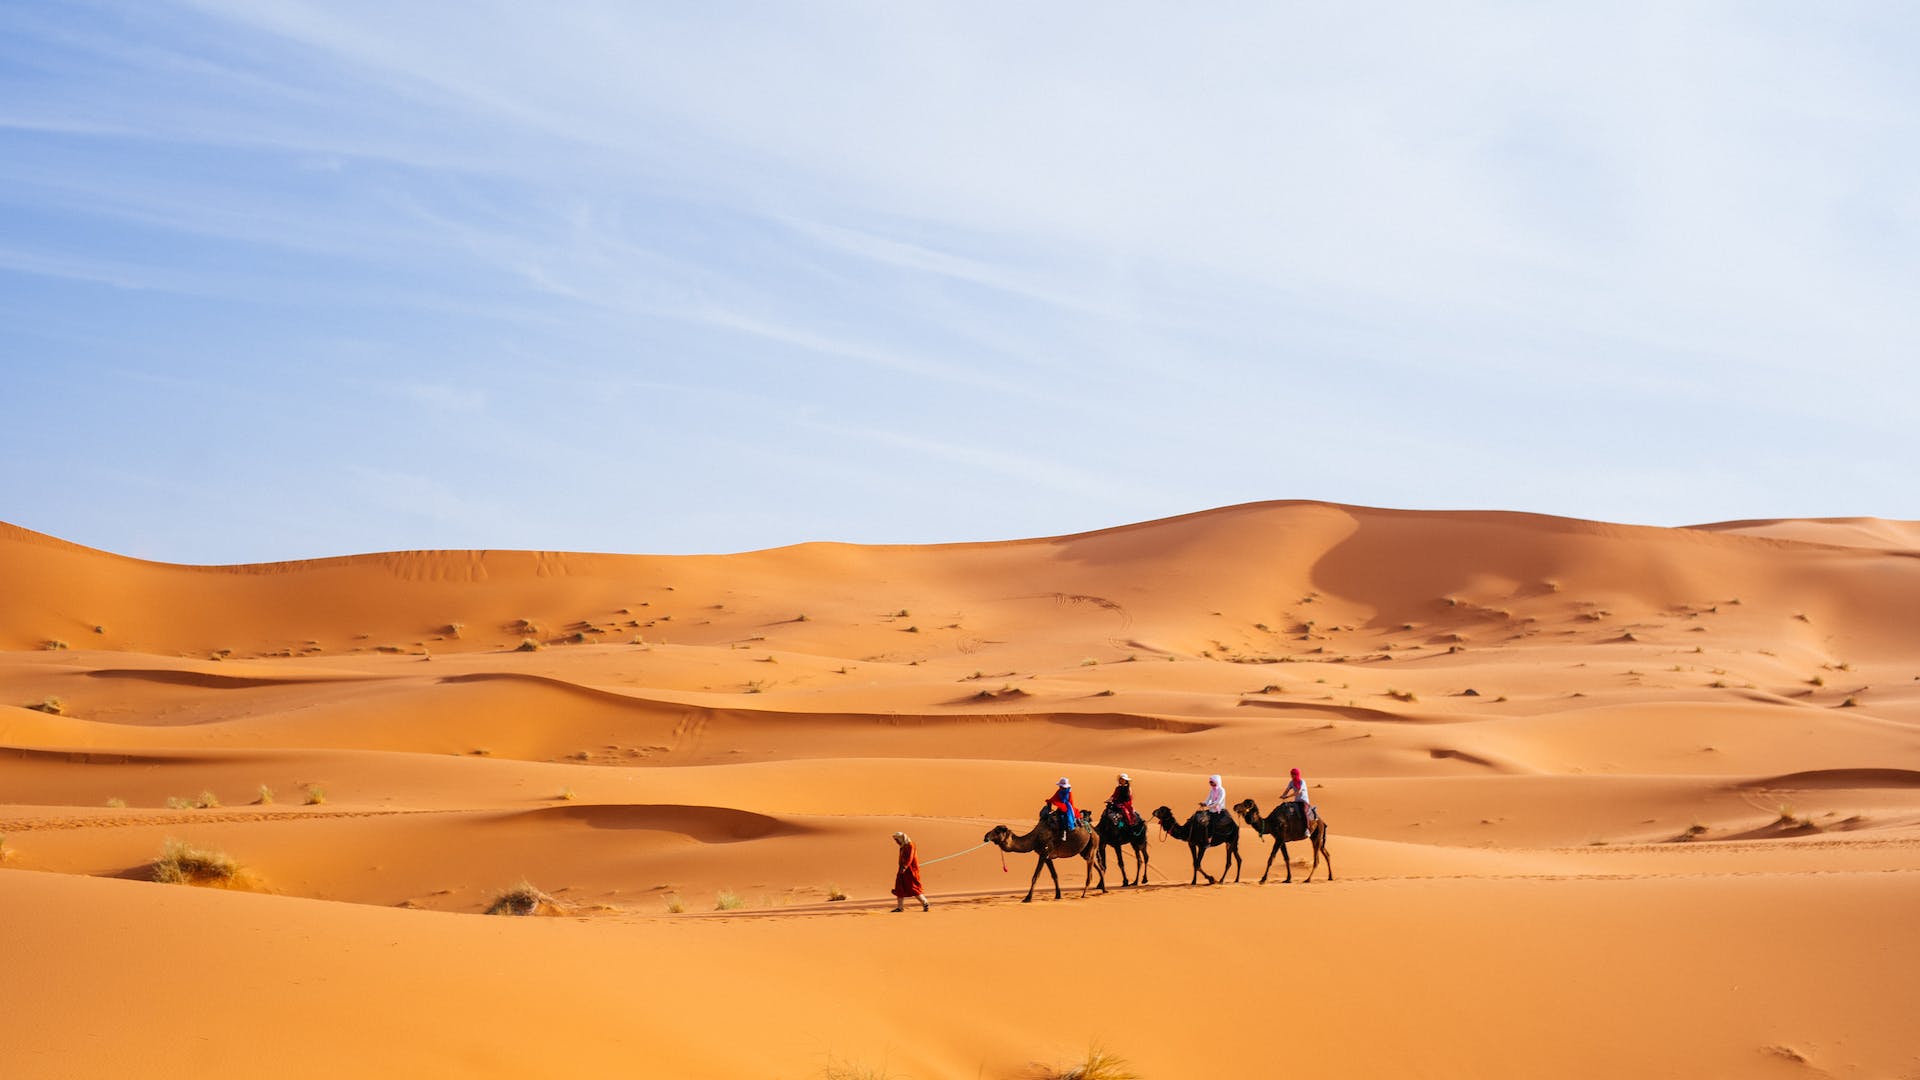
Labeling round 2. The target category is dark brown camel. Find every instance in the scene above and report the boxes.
[1150,805,1241,885]
[984,815,1107,903]
[1093,806,1150,887]
[1232,797,1332,884]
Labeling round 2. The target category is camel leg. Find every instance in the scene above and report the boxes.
[1260,838,1284,885]
[1080,850,1104,897]
[1045,856,1063,900]
[1193,843,1215,886]
[1135,842,1148,885]
[1221,841,1241,884]
[1023,854,1047,903]
[1092,849,1106,894]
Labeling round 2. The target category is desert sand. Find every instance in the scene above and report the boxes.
[2,501,1917,1078]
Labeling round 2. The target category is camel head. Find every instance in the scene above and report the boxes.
[1231,798,1257,818]
[1150,805,1177,835]
[983,824,1013,848]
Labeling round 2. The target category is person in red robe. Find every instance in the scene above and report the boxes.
[891,831,929,912]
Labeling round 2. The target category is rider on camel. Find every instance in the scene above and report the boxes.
[1199,773,1227,826]
[1045,777,1079,836]
[1281,767,1317,830]
[1106,772,1140,827]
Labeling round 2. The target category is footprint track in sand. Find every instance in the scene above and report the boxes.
[0,807,468,833]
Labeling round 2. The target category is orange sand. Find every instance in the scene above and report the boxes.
[2,502,1917,1078]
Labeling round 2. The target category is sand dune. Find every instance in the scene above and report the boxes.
[3,501,1917,1078]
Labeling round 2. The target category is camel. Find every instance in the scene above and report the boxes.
[1232,798,1333,884]
[1093,806,1150,887]
[984,815,1107,903]
[1150,805,1241,885]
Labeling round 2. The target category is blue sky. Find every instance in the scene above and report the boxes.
[3,2,1916,563]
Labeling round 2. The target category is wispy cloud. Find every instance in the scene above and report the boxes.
[2,2,1915,562]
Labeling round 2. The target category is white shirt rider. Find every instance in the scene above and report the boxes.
[1283,768,1314,825]
[1202,774,1226,813]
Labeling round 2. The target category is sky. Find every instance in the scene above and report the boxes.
[2,2,1916,564]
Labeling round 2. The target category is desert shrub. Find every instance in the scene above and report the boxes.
[255,784,274,805]
[151,839,241,885]
[714,890,745,910]
[485,880,551,916]
[516,638,542,652]
[195,790,220,809]
[304,784,326,805]
[826,884,848,902]
[1044,1045,1141,1080]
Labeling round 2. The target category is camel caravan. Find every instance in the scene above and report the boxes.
[983,770,1332,903]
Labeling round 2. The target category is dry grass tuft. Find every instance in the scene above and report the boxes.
[664,894,686,913]
[1043,1045,1141,1080]
[303,784,326,806]
[255,784,274,805]
[485,880,554,916]
[826,884,848,902]
[26,696,64,714]
[195,790,220,809]
[714,889,746,910]
[106,796,126,808]
[152,839,249,886]
[516,637,543,652]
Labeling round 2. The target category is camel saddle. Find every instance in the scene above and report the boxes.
[1277,801,1316,843]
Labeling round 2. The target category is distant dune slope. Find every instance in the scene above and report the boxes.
[6,502,1917,659]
